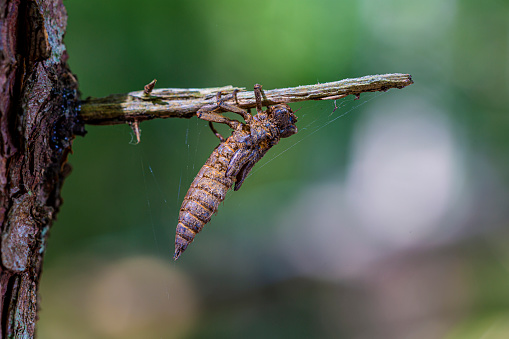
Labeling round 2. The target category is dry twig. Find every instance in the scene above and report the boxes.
[79,73,413,125]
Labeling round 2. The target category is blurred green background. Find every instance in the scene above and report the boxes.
[38,0,509,338]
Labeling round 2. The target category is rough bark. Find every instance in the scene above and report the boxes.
[0,1,84,338]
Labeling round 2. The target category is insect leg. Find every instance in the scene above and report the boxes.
[218,101,253,124]
[215,89,239,105]
[196,110,242,130]
[194,90,229,116]
[209,88,252,123]
[208,121,225,142]
[197,89,253,124]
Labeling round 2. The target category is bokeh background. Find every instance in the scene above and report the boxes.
[38,1,509,338]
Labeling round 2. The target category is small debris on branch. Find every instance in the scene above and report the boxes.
[128,120,141,144]
[143,79,157,95]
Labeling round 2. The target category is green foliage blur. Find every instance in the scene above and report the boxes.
[39,1,509,338]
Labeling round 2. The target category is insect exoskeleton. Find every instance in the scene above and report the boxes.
[174,84,298,260]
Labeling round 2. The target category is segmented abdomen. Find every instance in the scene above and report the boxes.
[174,141,239,260]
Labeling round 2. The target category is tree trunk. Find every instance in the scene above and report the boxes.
[0,0,83,337]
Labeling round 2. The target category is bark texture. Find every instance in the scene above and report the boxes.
[0,1,83,338]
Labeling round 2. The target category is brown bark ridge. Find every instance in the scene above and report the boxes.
[0,1,84,338]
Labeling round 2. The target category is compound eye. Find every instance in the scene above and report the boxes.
[274,108,287,116]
